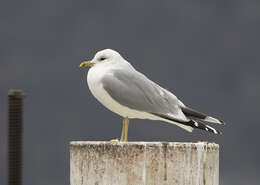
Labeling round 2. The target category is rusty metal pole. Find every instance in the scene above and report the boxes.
[8,90,24,185]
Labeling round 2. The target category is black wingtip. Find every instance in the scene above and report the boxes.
[188,120,222,135]
[220,120,226,126]
[150,113,223,135]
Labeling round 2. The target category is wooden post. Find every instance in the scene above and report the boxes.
[70,141,219,185]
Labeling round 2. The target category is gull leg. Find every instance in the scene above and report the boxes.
[124,117,130,142]
[120,118,125,142]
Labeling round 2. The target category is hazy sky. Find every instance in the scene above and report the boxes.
[1,1,260,185]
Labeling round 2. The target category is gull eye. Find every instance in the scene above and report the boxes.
[100,57,106,61]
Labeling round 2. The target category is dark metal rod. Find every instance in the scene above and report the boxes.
[8,90,24,185]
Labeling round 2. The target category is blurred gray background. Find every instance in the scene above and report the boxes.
[0,0,259,185]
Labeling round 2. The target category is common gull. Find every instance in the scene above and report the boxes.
[79,49,225,141]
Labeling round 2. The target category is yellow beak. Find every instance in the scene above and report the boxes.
[79,61,95,68]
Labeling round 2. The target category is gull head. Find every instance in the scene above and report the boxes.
[79,49,123,68]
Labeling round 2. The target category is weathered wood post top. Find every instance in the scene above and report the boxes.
[70,141,219,185]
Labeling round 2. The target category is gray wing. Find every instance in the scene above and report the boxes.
[101,68,188,121]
